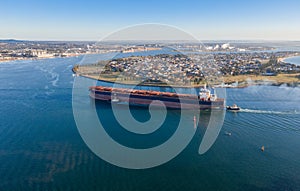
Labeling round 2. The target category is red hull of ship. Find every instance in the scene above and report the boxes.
[89,86,225,110]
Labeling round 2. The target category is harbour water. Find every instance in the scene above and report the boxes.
[0,56,300,190]
[283,56,300,66]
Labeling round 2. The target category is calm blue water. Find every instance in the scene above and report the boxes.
[1,56,300,190]
[283,56,300,66]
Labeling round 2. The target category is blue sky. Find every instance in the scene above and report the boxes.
[0,0,300,40]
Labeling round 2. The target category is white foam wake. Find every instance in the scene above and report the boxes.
[35,65,60,87]
[239,108,300,115]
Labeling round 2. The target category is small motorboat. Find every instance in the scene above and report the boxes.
[225,131,232,136]
[226,104,240,111]
[193,115,197,129]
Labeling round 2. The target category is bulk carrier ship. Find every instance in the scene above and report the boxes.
[89,85,225,110]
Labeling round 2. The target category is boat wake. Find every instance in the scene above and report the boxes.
[35,65,60,87]
[239,108,300,115]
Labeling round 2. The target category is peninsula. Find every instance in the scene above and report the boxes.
[73,52,300,87]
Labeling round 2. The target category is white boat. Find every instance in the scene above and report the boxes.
[226,104,240,111]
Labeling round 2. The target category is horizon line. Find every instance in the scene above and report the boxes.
[1,39,300,43]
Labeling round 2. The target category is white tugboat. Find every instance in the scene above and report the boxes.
[226,104,240,111]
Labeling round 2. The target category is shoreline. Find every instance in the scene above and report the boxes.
[281,55,300,66]
[223,73,300,87]
[73,67,299,88]
[0,54,83,63]
[73,71,204,89]
[0,52,115,64]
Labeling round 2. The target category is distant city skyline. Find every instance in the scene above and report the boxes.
[1,0,300,41]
